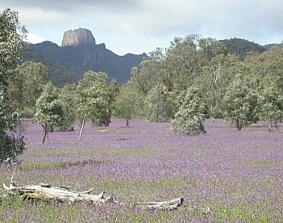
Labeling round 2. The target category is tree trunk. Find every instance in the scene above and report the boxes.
[79,114,86,140]
[42,123,48,144]
[156,105,160,122]
[268,122,272,133]
[3,180,184,211]
[49,125,54,133]
[236,120,242,131]
[126,119,129,126]
[275,121,279,130]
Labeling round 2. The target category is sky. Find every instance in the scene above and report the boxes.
[1,0,283,55]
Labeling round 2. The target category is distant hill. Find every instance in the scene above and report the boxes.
[23,44,78,87]
[220,38,266,59]
[264,43,283,50]
[22,29,281,86]
[22,28,147,87]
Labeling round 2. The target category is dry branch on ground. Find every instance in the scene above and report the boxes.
[2,177,184,210]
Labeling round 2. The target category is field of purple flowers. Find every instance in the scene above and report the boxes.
[0,119,282,222]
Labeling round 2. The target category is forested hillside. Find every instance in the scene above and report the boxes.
[220,38,266,59]
[23,44,78,87]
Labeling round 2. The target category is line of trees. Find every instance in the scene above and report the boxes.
[127,36,283,134]
[32,71,119,143]
[7,36,283,144]
[29,35,282,140]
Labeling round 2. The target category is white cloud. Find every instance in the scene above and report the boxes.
[16,7,72,26]
[1,0,283,54]
[26,33,46,44]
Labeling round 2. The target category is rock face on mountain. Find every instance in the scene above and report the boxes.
[62,28,96,47]
[23,28,147,86]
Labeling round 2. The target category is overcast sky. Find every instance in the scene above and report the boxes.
[1,0,283,55]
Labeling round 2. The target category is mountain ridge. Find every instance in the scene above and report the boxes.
[22,29,282,87]
[22,28,147,86]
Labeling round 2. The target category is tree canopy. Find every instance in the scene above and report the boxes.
[223,73,259,130]
[35,82,64,143]
[0,9,26,162]
[171,86,206,135]
[76,71,114,140]
[8,61,48,114]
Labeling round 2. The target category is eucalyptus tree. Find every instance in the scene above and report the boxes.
[195,53,241,118]
[258,76,283,132]
[0,9,26,162]
[34,82,64,143]
[165,35,226,92]
[58,83,77,131]
[76,71,113,140]
[113,83,141,126]
[171,86,206,135]
[223,73,260,130]
[145,84,174,122]
[130,49,164,95]
[8,61,48,113]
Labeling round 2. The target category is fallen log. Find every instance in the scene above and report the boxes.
[135,197,184,210]
[3,178,183,210]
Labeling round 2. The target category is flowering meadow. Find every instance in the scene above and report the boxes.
[0,119,282,222]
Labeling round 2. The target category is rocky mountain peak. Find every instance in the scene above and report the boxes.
[62,28,96,47]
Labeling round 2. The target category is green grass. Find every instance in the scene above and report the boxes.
[21,159,106,171]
